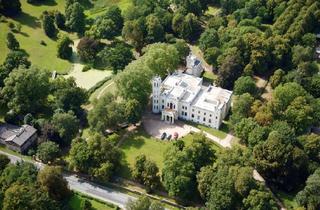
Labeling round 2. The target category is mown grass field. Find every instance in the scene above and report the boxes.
[68,192,118,210]
[86,0,132,18]
[118,128,221,179]
[0,0,75,73]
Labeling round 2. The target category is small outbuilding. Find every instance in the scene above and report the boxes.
[0,123,37,153]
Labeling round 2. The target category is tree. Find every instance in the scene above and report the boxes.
[235,167,256,197]
[77,37,102,63]
[162,133,214,199]
[143,43,180,77]
[132,155,160,192]
[88,17,118,40]
[81,199,92,210]
[54,11,65,29]
[172,13,201,42]
[145,14,165,43]
[234,118,259,145]
[3,50,30,71]
[0,0,21,16]
[173,39,190,63]
[243,189,278,210]
[217,53,243,89]
[273,82,308,111]
[126,196,151,210]
[97,41,134,73]
[206,166,237,210]
[65,2,85,34]
[88,93,125,133]
[122,18,146,52]
[36,141,60,163]
[0,154,10,173]
[6,32,19,50]
[197,166,216,200]
[104,6,123,34]
[253,131,308,190]
[51,111,79,145]
[230,93,254,124]
[57,35,73,59]
[296,169,320,210]
[51,77,88,115]
[270,69,285,89]
[42,13,56,38]
[292,45,313,67]
[199,28,219,51]
[3,184,59,210]
[1,67,50,115]
[284,96,314,134]
[68,138,91,173]
[68,134,121,180]
[298,134,320,162]
[233,76,258,96]
[37,166,70,201]
[204,47,221,67]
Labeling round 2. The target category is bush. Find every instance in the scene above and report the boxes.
[82,65,91,72]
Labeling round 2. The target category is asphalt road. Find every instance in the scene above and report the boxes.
[0,151,135,209]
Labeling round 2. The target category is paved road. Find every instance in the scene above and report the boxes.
[0,151,135,209]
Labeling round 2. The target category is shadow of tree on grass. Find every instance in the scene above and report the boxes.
[12,12,40,29]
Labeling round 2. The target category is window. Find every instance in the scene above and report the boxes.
[192,109,194,112]
[182,111,184,115]
[203,117,206,122]
[210,114,212,117]
[192,114,194,118]
[162,105,164,109]
[185,112,187,116]
[185,107,187,110]
[182,105,184,109]
[198,111,200,114]
[209,119,211,123]
[162,100,164,103]
[204,112,206,115]
[216,116,218,119]
[197,116,200,120]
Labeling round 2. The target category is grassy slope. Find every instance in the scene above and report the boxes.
[119,129,221,179]
[86,0,132,18]
[68,192,117,210]
[0,0,74,73]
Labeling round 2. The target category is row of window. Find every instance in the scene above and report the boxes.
[181,105,188,110]
[191,114,217,123]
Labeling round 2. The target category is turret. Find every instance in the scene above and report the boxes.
[152,76,161,113]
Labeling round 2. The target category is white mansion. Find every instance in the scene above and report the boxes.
[152,54,232,129]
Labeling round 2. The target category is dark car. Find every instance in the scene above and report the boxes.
[161,132,167,140]
[167,134,172,140]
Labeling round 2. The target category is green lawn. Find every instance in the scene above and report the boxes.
[0,145,32,161]
[118,128,221,179]
[185,121,229,139]
[203,71,217,83]
[0,0,74,73]
[89,79,117,102]
[86,0,133,18]
[275,190,299,210]
[68,192,117,210]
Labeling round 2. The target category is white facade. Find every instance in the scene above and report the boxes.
[185,53,204,77]
[152,73,232,129]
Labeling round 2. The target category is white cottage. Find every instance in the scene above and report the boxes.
[152,72,232,129]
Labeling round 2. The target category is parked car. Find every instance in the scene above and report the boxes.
[161,132,167,140]
[167,134,172,140]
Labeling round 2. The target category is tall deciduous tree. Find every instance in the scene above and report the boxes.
[296,169,320,210]
[1,67,50,115]
[37,166,70,201]
[36,141,60,163]
[6,32,19,50]
[0,0,21,16]
[57,35,73,59]
[51,111,79,145]
[65,2,85,34]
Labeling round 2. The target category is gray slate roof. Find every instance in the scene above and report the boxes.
[0,123,37,146]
